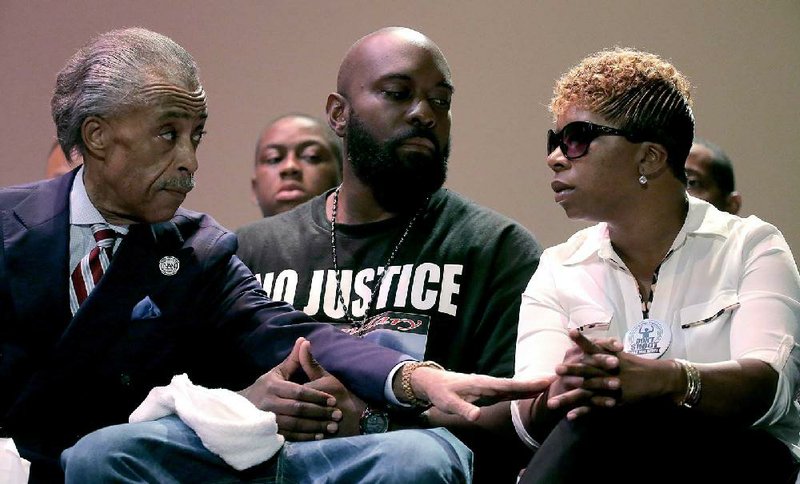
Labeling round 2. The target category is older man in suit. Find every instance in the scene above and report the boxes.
[0,28,550,483]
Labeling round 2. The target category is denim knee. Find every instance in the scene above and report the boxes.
[397,428,473,483]
[62,417,190,483]
[280,427,472,483]
[62,423,144,482]
[62,416,275,484]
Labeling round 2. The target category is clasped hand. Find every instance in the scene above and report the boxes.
[239,337,364,441]
[547,329,662,420]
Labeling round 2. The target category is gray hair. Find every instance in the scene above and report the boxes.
[51,27,201,160]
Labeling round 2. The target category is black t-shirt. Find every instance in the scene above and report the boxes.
[236,188,541,378]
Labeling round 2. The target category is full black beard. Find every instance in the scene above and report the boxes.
[345,111,449,213]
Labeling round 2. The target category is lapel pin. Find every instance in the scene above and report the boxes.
[159,256,180,276]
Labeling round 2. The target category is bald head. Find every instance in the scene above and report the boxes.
[336,27,451,98]
[326,26,453,214]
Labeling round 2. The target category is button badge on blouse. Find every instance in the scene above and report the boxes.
[624,318,671,359]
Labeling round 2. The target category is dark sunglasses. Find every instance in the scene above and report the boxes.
[547,121,639,160]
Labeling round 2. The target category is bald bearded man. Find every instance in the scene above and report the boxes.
[237,27,543,483]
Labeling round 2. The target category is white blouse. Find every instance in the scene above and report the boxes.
[512,197,800,457]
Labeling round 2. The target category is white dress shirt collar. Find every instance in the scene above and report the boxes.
[562,195,732,267]
[69,167,129,235]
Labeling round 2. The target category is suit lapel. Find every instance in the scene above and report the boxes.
[3,173,73,334]
[59,218,191,348]
[2,171,191,350]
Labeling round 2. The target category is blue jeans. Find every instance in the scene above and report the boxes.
[61,415,472,483]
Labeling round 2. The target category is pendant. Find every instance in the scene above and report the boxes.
[623,318,671,359]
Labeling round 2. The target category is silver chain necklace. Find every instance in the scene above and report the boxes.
[329,186,427,328]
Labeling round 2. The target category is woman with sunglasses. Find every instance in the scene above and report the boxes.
[511,48,800,483]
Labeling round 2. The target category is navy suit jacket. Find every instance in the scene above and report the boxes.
[0,171,408,473]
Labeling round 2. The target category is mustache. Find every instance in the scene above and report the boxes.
[393,128,440,152]
[159,174,196,192]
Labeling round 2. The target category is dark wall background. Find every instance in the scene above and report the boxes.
[2,0,798,254]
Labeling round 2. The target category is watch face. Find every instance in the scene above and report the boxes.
[360,409,389,434]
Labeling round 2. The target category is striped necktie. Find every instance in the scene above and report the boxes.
[69,224,117,315]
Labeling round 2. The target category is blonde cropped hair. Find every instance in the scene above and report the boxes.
[550,48,694,183]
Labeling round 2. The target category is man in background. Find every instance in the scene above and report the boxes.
[686,137,742,214]
[252,114,341,217]
[45,141,83,178]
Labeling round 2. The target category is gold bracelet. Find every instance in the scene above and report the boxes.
[401,361,445,407]
[674,358,702,408]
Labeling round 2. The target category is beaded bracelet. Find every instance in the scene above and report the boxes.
[401,361,445,407]
[674,358,702,408]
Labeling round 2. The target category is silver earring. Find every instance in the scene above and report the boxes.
[639,175,648,186]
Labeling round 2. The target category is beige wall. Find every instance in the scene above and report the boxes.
[2,0,798,255]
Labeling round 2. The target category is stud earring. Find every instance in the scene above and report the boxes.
[638,175,648,186]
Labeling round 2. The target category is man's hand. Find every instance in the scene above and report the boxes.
[238,337,341,441]
[404,365,555,422]
[298,338,366,437]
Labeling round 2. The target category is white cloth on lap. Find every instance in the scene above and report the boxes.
[0,438,30,484]
[129,373,284,471]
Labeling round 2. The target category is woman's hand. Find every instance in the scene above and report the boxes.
[595,350,684,406]
[547,330,624,419]
[554,330,685,417]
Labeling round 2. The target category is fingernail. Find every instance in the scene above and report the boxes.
[331,409,343,421]
[327,422,338,433]
[606,399,615,407]
[327,397,336,407]
[608,378,620,389]
[315,433,324,440]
